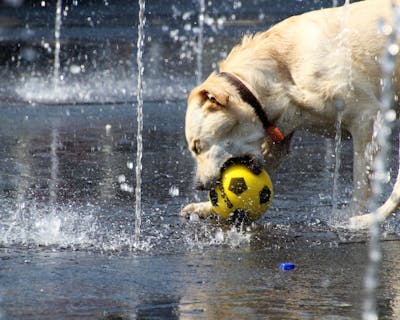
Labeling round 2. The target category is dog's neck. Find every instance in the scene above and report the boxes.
[219,69,300,141]
[219,32,322,139]
[217,72,285,143]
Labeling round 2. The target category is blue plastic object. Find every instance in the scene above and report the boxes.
[280,262,296,271]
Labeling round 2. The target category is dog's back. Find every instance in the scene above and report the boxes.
[220,0,400,106]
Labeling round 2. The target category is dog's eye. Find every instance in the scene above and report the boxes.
[192,139,202,155]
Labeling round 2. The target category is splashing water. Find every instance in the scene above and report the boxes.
[49,128,59,212]
[331,0,352,210]
[363,8,400,320]
[54,0,63,88]
[2,134,31,244]
[183,222,253,251]
[196,0,205,84]
[134,0,146,248]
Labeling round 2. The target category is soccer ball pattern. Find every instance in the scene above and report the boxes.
[208,164,273,221]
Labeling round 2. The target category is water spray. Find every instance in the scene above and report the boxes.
[197,0,205,84]
[331,1,352,211]
[54,0,63,88]
[363,3,400,319]
[134,0,146,248]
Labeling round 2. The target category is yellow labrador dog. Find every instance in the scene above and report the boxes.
[183,0,400,228]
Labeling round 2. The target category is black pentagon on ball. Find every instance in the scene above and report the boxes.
[259,186,271,204]
[228,177,248,195]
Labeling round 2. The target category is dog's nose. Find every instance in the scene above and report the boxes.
[195,181,206,191]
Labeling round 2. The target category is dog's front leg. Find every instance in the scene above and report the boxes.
[347,118,376,227]
[181,201,214,219]
[344,116,376,216]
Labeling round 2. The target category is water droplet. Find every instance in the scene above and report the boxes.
[233,0,242,9]
[385,109,396,122]
[380,22,392,36]
[120,183,133,193]
[214,230,224,242]
[189,213,200,222]
[168,186,179,197]
[105,124,112,136]
[182,11,193,20]
[69,64,81,74]
[388,43,399,56]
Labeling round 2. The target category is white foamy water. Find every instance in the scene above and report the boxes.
[0,198,257,253]
[13,73,193,105]
[1,203,98,249]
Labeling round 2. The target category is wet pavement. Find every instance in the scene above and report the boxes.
[0,102,399,319]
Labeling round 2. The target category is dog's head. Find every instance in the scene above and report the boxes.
[185,72,292,190]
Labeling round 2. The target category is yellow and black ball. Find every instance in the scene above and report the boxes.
[208,163,273,221]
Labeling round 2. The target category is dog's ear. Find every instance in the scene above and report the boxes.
[199,89,229,111]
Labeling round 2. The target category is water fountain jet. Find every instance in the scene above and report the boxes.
[196,0,205,84]
[49,128,59,212]
[362,7,400,319]
[332,98,345,210]
[331,0,352,212]
[134,0,146,248]
[54,0,63,89]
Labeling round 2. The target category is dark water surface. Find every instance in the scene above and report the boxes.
[2,241,400,320]
[0,102,399,320]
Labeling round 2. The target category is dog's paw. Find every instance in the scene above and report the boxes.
[181,201,214,219]
[348,213,376,230]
